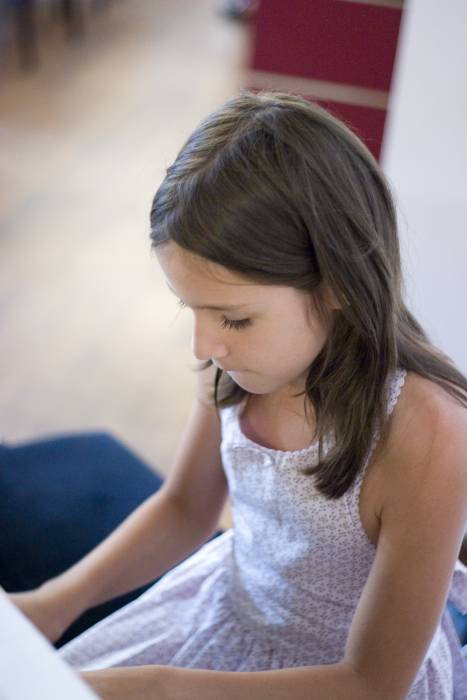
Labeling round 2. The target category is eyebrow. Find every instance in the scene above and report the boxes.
[166,283,251,311]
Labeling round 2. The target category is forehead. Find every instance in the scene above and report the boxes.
[156,243,261,299]
[155,242,314,315]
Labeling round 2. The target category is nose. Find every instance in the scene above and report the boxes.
[191,315,228,362]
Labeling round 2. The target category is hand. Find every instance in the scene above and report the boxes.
[81,666,166,700]
[8,579,80,644]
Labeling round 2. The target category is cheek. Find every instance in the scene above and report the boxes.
[280,322,326,366]
[302,310,329,350]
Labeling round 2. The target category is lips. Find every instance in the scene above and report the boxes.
[212,363,241,372]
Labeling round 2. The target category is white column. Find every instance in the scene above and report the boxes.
[382,0,467,374]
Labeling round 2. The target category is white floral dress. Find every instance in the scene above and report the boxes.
[60,369,467,699]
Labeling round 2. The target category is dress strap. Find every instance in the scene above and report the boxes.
[386,368,407,420]
[352,368,407,494]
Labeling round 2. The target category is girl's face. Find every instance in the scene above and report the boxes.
[156,243,330,398]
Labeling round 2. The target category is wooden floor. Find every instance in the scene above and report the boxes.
[0,0,250,528]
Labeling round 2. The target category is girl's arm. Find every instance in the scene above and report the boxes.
[11,367,228,641]
[82,375,467,700]
[335,376,467,700]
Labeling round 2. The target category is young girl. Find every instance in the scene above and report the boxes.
[11,91,467,699]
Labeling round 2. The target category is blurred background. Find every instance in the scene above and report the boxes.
[1,0,466,533]
[0,1,251,530]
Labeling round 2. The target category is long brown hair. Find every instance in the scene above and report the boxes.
[150,91,467,499]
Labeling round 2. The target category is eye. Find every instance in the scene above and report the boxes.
[176,299,251,330]
[220,317,252,331]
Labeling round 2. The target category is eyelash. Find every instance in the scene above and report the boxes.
[177,299,251,331]
[220,317,252,331]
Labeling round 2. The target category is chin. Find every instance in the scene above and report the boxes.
[227,371,278,395]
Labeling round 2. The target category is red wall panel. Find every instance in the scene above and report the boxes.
[251,0,402,91]
[247,0,403,160]
[312,99,387,160]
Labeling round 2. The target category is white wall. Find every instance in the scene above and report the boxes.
[382,0,467,375]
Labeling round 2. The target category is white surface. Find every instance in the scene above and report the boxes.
[382,0,467,374]
[0,589,99,700]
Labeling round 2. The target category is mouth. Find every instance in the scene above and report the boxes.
[212,361,232,371]
[213,364,243,372]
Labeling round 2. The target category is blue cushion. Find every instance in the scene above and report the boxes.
[0,432,165,644]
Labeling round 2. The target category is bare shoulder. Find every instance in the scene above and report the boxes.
[345,371,467,699]
[388,371,467,451]
[381,370,467,501]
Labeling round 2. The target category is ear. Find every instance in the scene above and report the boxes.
[321,284,343,311]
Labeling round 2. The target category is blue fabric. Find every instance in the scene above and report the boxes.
[0,433,167,644]
[448,601,467,648]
